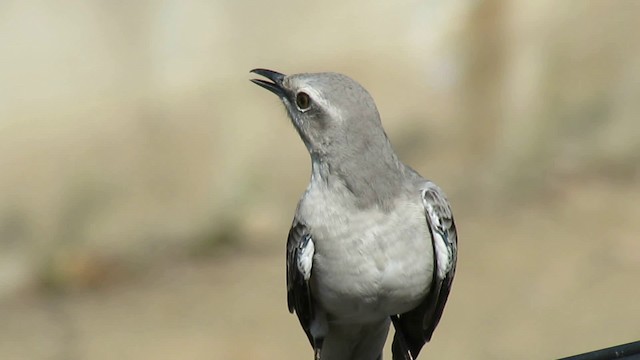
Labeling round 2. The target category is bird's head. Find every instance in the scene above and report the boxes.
[250,69,389,161]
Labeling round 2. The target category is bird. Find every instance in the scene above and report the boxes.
[250,68,458,360]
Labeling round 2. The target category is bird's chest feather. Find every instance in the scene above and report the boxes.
[299,191,433,322]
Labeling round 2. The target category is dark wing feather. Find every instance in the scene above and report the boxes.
[392,183,458,360]
[421,184,457,339]
[286,221,315,347]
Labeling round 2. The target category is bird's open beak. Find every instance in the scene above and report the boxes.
[250,68,287,98]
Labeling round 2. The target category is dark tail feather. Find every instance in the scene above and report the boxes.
[391,315,423,360]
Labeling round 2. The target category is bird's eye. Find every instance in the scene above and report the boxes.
[295,92,311,111]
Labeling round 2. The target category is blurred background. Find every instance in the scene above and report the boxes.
[1,0,639,359]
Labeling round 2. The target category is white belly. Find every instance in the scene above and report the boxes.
[308,200,433,323]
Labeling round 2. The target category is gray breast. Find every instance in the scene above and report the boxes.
[299,185,433,321]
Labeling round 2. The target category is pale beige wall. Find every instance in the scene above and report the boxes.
[0,2,639,358]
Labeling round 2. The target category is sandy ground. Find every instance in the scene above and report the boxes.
[1,178,638,360]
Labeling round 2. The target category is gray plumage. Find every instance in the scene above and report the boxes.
[250,69,458,360]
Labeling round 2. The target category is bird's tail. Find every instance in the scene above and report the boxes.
[391,315,421,360]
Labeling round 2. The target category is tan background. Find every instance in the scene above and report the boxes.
[1,1,639,359]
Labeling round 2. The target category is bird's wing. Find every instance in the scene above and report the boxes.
[420,182,457,340]
[392,182,458,360]
[286,220,316,348]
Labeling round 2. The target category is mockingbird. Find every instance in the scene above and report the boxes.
[250,69,458,360]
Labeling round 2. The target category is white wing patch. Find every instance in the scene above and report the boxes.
[422,189,453,280]
[432,227,451,280]
[297,236,315,281]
